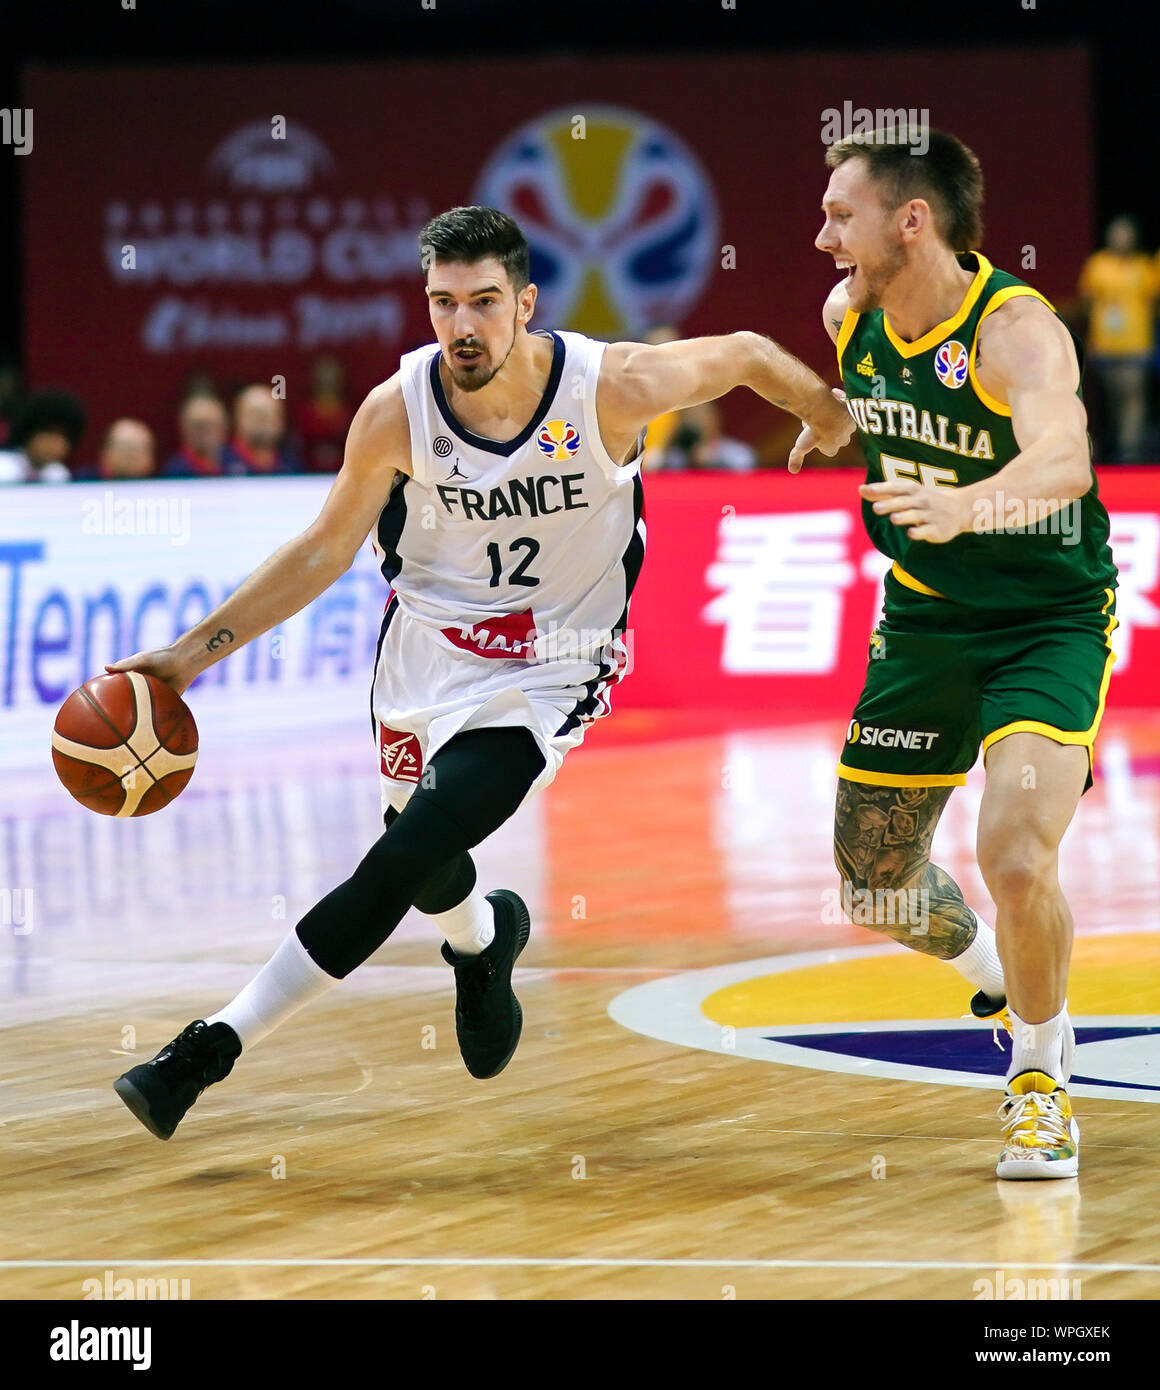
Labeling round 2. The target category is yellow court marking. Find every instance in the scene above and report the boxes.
[702,933,1160,1027]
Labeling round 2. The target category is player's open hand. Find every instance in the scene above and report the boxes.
[859,479,972,545]
[105,647,194,697]
[788,388,853,473]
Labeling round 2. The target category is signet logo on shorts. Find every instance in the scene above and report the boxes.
[379,725,423,783]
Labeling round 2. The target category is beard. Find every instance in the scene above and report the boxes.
[847,239,908,312]
[445,309,520,393]
[447,353,498,393]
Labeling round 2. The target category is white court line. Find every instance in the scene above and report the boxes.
[2,1257,1158,1273]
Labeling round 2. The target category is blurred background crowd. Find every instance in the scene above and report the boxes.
[1,214,1157,485]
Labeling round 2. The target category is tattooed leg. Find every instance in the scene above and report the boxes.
[832,779,977,959]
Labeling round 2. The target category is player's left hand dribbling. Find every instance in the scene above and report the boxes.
[859,480,971,544]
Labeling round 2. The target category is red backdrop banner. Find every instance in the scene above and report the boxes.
[618,468,1160,716]
[24,49,1091,462]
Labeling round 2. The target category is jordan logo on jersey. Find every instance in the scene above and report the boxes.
[379,725,423,782]
[445,462,469,480]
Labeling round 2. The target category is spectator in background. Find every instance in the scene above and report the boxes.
[0,389,86,484]
[164,394,229,477]
[100,419,155,480]
[72,419,155,481]
[181,370,218,402]
[661,400,757,472]
[295,355,352,473]
[1078,215,1159,461]
[222,384,297,475]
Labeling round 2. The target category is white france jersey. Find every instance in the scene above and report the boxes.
[371,329,645,672]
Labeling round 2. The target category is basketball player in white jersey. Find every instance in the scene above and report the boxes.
[110,206,854,1139]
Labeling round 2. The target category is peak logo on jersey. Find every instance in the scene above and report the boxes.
[379,725,422,783]
[442,609,538,660]
[609,936,1160,1104]
[536,419,581,461]
[935,339,969,389]
[473,105,717,338]
[856,351,875,378]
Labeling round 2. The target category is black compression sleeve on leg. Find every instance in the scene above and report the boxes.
[297,727,545,977]
[383,805,477,915]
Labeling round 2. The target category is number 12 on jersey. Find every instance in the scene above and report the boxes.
[487,537,542,587]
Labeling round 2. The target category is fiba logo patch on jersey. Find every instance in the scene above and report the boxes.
[473,105,718,337]
[379,725,422,783]
[934,340,969,388]
[433,436,453,457]
[536,419,581,461]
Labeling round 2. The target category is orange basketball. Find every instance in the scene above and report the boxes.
[51,672,199,817]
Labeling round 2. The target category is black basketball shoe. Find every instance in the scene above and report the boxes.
[970,989,1009,1021]
[114,1020,242,1140]
[440,889,531,1079]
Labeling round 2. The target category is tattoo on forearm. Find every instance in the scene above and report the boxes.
[833,779,977,958]
[205,627,234,653]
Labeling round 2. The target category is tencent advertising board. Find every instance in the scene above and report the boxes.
[2,471,1157,770]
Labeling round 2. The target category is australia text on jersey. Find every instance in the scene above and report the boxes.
[847,395,1083,543]
[845,395,994,460]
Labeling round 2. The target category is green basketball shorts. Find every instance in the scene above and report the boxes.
[838,568,1117,792]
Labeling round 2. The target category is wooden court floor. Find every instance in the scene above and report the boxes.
[2,710,1157,1300]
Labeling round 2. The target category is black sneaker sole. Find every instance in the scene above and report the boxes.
[471,889,531,1080]
[971,989,1007,1020]
[113,1075,175,1141]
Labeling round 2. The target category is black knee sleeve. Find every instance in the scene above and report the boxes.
[297,727,546,978]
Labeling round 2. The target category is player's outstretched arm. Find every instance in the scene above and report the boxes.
[598,331,852,469]
[106,377,410,694]
[862,300,1092,544]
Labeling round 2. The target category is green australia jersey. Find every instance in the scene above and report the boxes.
[837,252,1117,611]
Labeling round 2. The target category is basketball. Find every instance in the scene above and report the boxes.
[50,672,199,817]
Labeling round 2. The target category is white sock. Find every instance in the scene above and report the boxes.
[205,930,339,1051]
[949,914,1006,999]
[429,888,495,955]
[1008,1003,1072,1085]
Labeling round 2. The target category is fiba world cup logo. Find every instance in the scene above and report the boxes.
[934,339,969,389]
[474,105,718,338]
[536,419,582,460]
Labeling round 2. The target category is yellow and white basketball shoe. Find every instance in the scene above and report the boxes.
[996,1071,1080,1180]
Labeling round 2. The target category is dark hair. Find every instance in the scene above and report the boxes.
[825,129,984,252]
[418,206,530,292]
[11,389,87,450]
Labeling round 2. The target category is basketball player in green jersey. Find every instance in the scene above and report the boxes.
[795,129,1117,1179]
